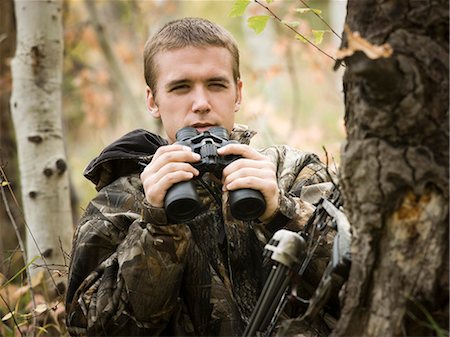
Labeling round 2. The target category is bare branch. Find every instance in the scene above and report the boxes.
[297,0,343,41]
[0,167,36,332]
[253,0,344,67]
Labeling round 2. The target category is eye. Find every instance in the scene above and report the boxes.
[209,82,227,90]
[170,84,190,93]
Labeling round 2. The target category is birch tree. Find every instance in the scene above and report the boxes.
[10,0,73,292]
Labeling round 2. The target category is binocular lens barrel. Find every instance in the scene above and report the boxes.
[164,181,201,223]
[230,188,266,220]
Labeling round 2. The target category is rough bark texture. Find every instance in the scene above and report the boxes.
[334,1,449,336]
[10,0,73,290]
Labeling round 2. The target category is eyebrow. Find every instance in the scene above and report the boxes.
[165,79,190,91]
[165,76,231,90]
[206,76,231,84]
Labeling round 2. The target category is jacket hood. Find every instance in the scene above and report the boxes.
[84,129,168,191]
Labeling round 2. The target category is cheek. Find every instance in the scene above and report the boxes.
[221,101,237,128]
[160,116,181,143]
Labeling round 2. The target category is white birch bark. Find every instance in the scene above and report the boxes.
[10,0,73,288]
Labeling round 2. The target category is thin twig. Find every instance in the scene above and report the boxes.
[322,146,339,189]
[0,174,36,335]
[253,0,345,68]
[0,167,63,298]
[0,292,25,337]
[254,0,340,64]
[297,0,342,41]
[0,166,21,209]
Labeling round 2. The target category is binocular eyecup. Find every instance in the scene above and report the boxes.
[165,180,266,223]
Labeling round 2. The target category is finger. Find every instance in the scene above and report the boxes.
[146,146,200,173]
[144,169,196,194]
[141,162,199,185]
[223,174,280,222]
[217,144,265,160]
[222,158,273,178]
[143,170,196,207]
[156,147,200,163]
[154,144,191,156]
[222,166,274,190]
[151,144,190,163]
[224,176,278,192]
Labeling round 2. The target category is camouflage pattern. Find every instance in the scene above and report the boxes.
[66,126,333,336]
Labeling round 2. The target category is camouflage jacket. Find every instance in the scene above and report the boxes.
[65,125,333,337]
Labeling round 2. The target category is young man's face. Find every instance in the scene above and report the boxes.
[146,46,242,143]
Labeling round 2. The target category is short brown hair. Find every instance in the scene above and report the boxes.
[143,17,240,93]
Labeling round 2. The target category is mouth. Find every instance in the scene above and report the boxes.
[191,123,215,133]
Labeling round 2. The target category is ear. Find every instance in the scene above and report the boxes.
[234,79,243,112]
[146,87,160,118]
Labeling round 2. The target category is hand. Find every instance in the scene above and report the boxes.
[140,144,200,207]
[217,144,280,222]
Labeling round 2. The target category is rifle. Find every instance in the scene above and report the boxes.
[243,186,351,337]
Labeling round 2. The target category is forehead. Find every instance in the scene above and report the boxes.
[153,46,234,83]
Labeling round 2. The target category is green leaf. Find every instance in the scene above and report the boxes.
[296,7,322,15]
[229,0,251,17]
[266,0,274,3]
[312,30,329,44]
[281,20,300,28]
[295,34,308,43]
[248,15,270,34]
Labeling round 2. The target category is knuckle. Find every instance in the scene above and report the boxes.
[156,145,171,155]
[164,162,178,171]
[164,152,177,162]
[162,173,180,187]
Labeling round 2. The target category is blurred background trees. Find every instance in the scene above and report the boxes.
[0,0,19,278]
[2,0,346,260]
[62,0,346,208]
[1,0,347,335]
[2,1,449,336]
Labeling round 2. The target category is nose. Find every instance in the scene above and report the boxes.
[192,86,211,114]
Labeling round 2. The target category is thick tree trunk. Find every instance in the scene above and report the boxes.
[334,1,448,336]
[10,0,73,291]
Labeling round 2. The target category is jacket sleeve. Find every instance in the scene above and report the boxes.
[256,145,341,312]
[259,145,335,234]
[65,175,191,336]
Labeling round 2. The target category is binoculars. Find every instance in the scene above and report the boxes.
[164,126,266,223]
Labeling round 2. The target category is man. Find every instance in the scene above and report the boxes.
[66,17,334,336]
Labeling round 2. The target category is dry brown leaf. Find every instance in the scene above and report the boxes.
[336,24,393,60]
[34,303,49,315]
